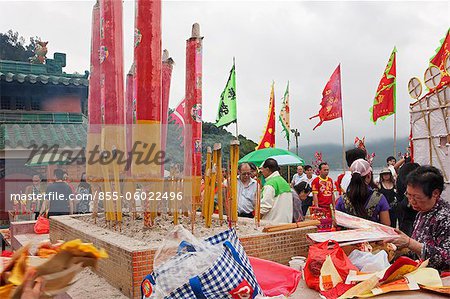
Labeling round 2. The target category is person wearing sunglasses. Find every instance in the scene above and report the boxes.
[387,165,450,272]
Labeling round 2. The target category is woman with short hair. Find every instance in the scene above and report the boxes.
[388,165,450,272]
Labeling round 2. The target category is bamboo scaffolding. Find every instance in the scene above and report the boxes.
[416,97,449,181]
[229,140,240,225]
[435,89,450,144]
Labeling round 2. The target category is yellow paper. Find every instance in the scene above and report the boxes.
[405,268,443,287]
[320,255,343,291]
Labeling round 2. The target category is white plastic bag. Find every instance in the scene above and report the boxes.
[348,249,390,273]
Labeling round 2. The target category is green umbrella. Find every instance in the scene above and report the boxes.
[239,147,305,167]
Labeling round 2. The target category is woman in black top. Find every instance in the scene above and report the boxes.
[396,162,420,236]
[378,168,398,228]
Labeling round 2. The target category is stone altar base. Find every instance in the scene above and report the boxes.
[50,214,316,299]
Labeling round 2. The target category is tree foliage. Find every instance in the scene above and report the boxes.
[164,111,258,171]
[0,30,40,62]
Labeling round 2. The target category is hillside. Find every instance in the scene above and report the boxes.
[294,137,409,169]
[165,110,408,170]
[165,119,257,169]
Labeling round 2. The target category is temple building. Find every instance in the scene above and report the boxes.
[0,52,88,223]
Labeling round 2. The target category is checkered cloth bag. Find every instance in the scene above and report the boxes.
[141,228,263,299]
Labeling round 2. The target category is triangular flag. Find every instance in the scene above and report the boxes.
[215,63,237,127]
[309,65,342,130]
[256,82,276,149]
[370,47,397,124]
[279,81,290,142]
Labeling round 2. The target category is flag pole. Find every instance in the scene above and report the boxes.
[233,56,239,140]
[341,116,346,173]
[340,64,346,173]
[287,139,291,183]
[393,112,397,157]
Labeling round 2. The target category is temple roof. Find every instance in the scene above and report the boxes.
[0,52,89,87]
[0,112,87,150]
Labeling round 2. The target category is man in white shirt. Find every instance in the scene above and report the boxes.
[340,148,367,194]
[291,165,306,187]
[298,165,317,215]
[260,158,293,224]
[237,163,257,218]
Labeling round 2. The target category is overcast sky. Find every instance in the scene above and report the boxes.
[1,0,449,148]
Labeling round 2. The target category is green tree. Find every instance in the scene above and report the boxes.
[0,30,40,62]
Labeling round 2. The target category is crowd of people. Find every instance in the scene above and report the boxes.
[23,169,92,217]
[233,148,449,272]
[20,149,450,272]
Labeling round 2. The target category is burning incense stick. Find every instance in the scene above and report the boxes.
[229,140,240,225]
[215,143,224,223]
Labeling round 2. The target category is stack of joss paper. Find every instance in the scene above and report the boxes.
[0,239,108,298]
[319,256,450,298]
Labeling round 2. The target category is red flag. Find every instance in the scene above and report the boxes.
[430,29,450,69]
[256,82,276,149]
[310,65,342,130]
[371,48,396,123]
[429,29,450,89]
[169,98,185,146]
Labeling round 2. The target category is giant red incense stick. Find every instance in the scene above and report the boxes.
[86,1,102,181]
[133,0,162,227]
[161,49,174,174]
[99,0,125,225]
[184,24,203,230]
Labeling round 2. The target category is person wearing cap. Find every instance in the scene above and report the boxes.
[378,168,398,228]
[339,148,367,194]
[259,158,293,224]
[336,159,391,226]
[386,165,450,272]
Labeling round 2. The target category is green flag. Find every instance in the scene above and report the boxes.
[215,63,237,127]
[279,81,290,142]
